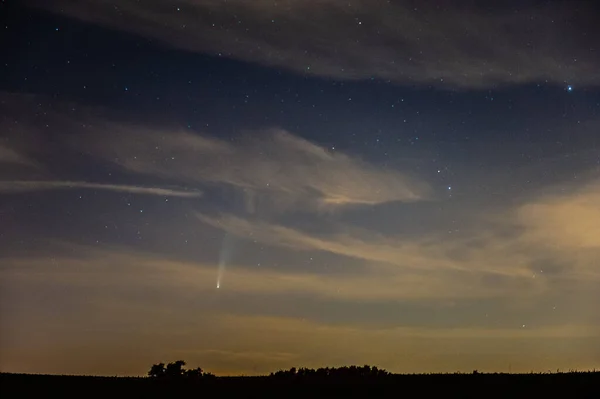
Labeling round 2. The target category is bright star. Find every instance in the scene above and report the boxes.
[567,85,573,92]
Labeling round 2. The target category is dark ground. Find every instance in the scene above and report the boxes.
[2,371,599,398]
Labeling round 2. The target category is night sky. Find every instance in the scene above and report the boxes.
[1,0,599,376]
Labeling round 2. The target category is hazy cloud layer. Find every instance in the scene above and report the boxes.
[83,128,428,210]
[30,0,600,88]
[2,247,599,376]
[518,181,600,251]
[0,143,36,167]
[0,246,520,303]
[0,180,202,198]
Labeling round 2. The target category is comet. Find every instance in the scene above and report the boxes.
[216,233,236,290]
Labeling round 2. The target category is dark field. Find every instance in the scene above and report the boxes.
[2,371,599,398]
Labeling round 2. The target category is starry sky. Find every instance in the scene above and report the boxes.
[1,0,600,376]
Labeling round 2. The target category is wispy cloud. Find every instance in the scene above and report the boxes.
[193,178,600,289]
[30,0,600,88]
[1,93,427,210]
[0,143,36,167]
[0,180,202,198]
[82,128,428,210]
[195,211,533,278]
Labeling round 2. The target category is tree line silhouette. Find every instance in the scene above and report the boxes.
[148,361,391,381]
[147,360,215,380]
[270,365,391,380]
[148,361,598,382]
[3,365,599,398]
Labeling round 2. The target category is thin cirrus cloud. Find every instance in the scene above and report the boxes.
[193,209,561,306]
[194,211,534,278]
[2,93,427,209]
[0,180,203,198]
[83,127,428,210]
[0,143,36,167]
[194,177,600,285]
[28,0,600,88]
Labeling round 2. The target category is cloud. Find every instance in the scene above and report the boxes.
[515,180,600,281]
[518,181,600,250]
[4,250,598,376]
[195,211,549,279]
[0,143,36,167]
[2,243,598,376]
[192,177,600,290]
[1,92,427,210]
[205,314,600,374]
[217,313,600,341]
[0,244,522,302]
[83,128,428,210]
[3,244,596,330]
[0,180,202,198]
[29,0,600,88]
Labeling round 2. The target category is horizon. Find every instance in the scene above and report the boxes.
[3,367,600,379]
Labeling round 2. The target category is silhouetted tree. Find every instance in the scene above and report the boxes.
[148,360,214,381]
[185,367,203,379]
[269,365,391,381]
[165,360,186,378]
[148,362,166,378]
